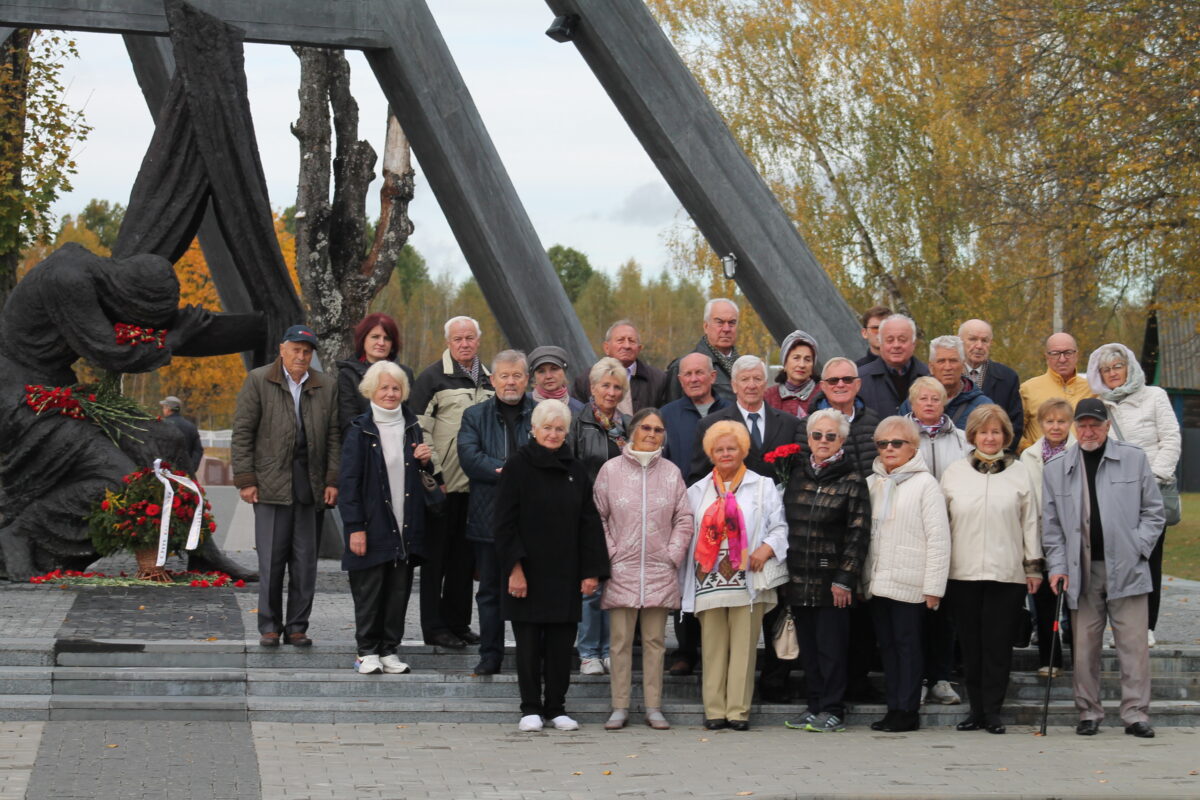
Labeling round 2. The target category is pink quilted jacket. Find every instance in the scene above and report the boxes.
[593,447,694,609]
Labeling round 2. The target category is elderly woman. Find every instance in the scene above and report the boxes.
[766,330,820,418]
[783,408,870,733]
[1087,343,1182,645]
[941,405,1041,734]
[593,408,694,731]
[337,313,416,436]
[1020,398,1076,675]
[682,420,788,731]
[568,357,632,675]
[495,399,610,732]
[338,361,433,675]
[863,416,951,732]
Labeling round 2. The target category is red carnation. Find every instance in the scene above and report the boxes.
[145,504,161,516]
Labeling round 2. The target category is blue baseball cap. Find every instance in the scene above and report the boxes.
[281,324,319,347]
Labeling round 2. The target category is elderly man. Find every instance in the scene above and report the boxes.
[957,319,1024,447]
[857,314,930,418]
[1044,399,1165,738]
[802,357,880,475]
[528,346,584,414]
[1019,332,1094,452]
[410,316,495,649]
[665,299,741,404]
[458,350,534,675]
[571,320,666,413]
[233,324,340,647]
[856,305,892,367]
[658,351,730,675]
[160,395,204,474]
[898,336,991,427]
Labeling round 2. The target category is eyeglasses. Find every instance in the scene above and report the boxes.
[1046,349,1077,359]
[810,431,839,442]
[875,439,911,450]
[1098,364,1126,374]
[637,424,665,435]
[822,376,858,385]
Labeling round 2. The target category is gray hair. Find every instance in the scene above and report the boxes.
[531,398,571,429]
[443,315,482,339]
[491,349,527,374]
[875,415,920,446]
[821,356,859,378]
[359,360,410,401]
[679,351,715,372]
[703,298,739,322]
[929,335,965,362]
[588,356,629,393]
[604,320,639,341]
[879,313,917,340]
[807,407,850,439]
[730,354,767,382]
[1094,344,1128,369]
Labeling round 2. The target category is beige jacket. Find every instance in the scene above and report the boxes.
[409,350,493,493]
[940,457,1041,584]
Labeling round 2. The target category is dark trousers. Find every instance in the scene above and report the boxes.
[473,540,504,667]
[348,560,414,657]
[846,601,881,698]
[253,502,318,636]
[1034,574,1069,668]
[671,611,701,666]
[512,621,577,719]
[794,605,850,716]
[1149,526,1166,630]
[871,597,924,712]
[946,579,1025,721]
[420,492,475,638]
[923,604,956,684]
[758,604,798,699]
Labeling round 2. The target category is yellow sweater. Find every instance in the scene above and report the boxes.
[1018,370,1094,452]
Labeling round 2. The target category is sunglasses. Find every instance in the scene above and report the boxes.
[822,376,858,385]
[809,431,839,442]
[638,424,666,435]
[875,439,911,450]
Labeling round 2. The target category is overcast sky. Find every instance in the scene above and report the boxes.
[49,2,685,280]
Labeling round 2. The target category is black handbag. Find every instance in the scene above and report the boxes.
[419,467,446,515]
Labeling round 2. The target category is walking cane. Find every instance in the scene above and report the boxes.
[1039,587,1067,735]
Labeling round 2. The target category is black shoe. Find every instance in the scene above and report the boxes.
[473,661,501,676]
[668,659,694,677]
[879,711,919,732]
[426,632,467,649]
[1124,722,1155,739]
[1076,719,1101,736]
[728,720,750,731]
[259,633,280,648]
[870,711,896,732]
[456,630,482,645]
[985,722,1006,735]
[956,716,985,732]
[703,718,728,730]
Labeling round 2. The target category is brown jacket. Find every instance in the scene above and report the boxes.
[232,358,340,505]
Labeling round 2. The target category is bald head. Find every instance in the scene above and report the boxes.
[677,351,717,403]
[957,319,993,368]
[1044,332,1080,379]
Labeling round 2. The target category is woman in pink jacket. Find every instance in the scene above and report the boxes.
[593,408,694,731]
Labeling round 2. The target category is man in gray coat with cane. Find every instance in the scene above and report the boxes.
[1043,398,1164,738]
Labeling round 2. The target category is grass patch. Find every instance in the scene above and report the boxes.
[1164,493,1200,581]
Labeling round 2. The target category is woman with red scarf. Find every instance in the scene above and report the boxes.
[680,420,789,731]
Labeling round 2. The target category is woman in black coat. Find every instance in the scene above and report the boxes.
[338,361,434,675]
[495,398,610,732]
[337,313,416,436]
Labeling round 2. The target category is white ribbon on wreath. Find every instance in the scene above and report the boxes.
[151,458,205,567]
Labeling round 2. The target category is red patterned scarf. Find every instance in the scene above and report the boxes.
[696,465,748,573]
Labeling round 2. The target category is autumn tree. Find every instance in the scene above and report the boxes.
[548,244,596,304]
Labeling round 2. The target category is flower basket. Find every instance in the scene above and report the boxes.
[86,463,216,579]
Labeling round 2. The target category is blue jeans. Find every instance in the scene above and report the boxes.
[473,541,504,668]
[576,588,609,659]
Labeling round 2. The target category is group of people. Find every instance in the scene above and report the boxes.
[229,299,1180,737]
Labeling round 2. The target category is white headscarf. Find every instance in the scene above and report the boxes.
[1086,342,1145,404]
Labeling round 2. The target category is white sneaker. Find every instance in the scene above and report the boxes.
[356,654,383,674]
[518,714,543,732]
[920,682,929,704]
[379,654,411,674]
[550,715,579,731]
[1147,630,1156,648]
[930,680,961,705]
[602,656,611,674]
[580,657,605,675]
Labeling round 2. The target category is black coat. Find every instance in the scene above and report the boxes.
[688,403,804,484]
[568,403,631,483]
[571,358,667,412]
[336,358,416,437]
[857,357,930,419]
[980,359,1024,448]
[781,455,870,607]
[664,337,736,404]
[494,442,610,624]
[799,395,883,476]
[337,409,428,571]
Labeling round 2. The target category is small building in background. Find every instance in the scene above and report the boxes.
[1145,310,1200,491]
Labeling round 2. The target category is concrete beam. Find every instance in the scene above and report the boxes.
[365,1,596,371]
[545,0,864,356]
[0,0,387,48]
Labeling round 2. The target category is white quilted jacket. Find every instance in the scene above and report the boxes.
[1103,386,1181,484]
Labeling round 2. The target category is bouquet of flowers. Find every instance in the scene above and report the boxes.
[25,369,151,444]
[763,442,802,486]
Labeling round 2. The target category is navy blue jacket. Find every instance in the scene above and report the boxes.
[659,395,729,477]
[857,357,930,419]
[980,360,1024,447]
[458,395,535,543]
[337,409,428,571]
[898,376,992,429]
